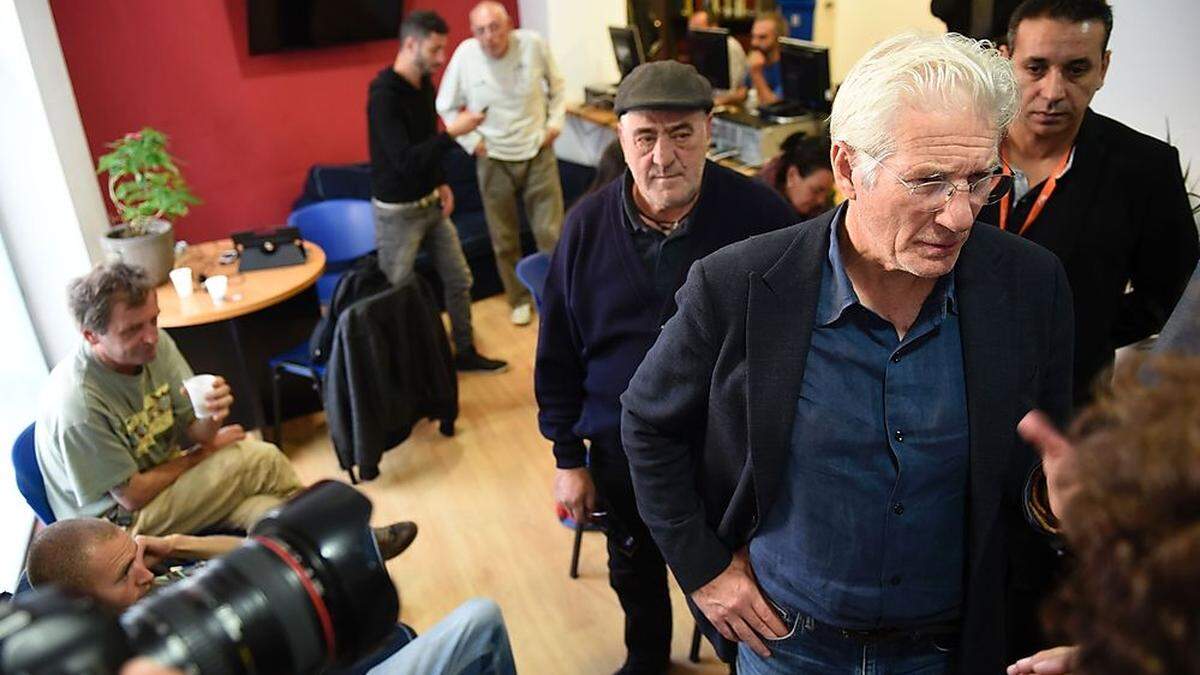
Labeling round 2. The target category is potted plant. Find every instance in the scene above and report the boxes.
[96,127,200,285]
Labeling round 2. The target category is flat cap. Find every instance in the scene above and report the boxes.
[614,61,713,116]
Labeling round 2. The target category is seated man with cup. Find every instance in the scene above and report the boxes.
[34,262,415,559]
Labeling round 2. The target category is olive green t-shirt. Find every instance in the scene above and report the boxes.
[34,329,197,520]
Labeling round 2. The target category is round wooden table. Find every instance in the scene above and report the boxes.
[156,239,326,431]
[157,239,325,328]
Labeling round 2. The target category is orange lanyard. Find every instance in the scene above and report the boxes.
[999,146,1072,236]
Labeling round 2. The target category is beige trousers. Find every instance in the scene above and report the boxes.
[476,145,563,308]
[130,439,304,536]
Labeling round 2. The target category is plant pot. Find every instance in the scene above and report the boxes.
[100,219,176,286]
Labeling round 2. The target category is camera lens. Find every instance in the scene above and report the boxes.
[119,481,399,674]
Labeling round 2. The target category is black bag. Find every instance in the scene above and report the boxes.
[308,253,391,364]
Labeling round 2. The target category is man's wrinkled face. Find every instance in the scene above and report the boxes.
[1008,17,1109,138]
[618,109,711,217]
[750,18,780,57]
[410,33,448,75]
[470,5,511,59]
[87,530,155,610]
[84,294,160,370]
[837,106,998,279]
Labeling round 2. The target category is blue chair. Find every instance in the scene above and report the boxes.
[267,344,346,476]
[515,252,551,311]
[12,423,55,525]
[287,199,377,305]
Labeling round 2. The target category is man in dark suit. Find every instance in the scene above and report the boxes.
[985,0,1198,405]
[621,33,1073,673]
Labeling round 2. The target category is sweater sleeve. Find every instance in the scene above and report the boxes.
[436,49,483,155]
[541,37,566,133]
[534,224,589,468]
[369,84,455,184]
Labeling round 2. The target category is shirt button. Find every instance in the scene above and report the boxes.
[893,502,905,515]
[891,354,901,363]
[894,429,904,443]
[890,575,902,586]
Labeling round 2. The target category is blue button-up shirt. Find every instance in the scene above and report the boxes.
[749,211,970,629]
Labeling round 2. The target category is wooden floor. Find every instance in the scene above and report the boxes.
[284,296,728,675]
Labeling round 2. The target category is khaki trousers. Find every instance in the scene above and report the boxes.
[130,439,304,536]
[476,145,563,308]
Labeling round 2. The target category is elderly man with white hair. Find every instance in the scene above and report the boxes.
[620,33,1074,673]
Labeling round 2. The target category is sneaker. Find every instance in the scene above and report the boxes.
[510,303,533,326]
[373,521,418,560]
[455,348,509,373]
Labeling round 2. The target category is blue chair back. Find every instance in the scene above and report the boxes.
[12,423,55,525]
[515,252,551,310]
[287,199,378,304]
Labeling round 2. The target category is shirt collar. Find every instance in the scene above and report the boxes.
[818,205,959,327]
[621,170,692,237]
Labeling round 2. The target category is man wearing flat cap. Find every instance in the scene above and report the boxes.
[535,60,797,674]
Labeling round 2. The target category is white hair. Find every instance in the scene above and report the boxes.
[829,32,1018,185]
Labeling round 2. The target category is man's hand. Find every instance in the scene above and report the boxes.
[747,49,766,72]
[691,547,787,658]
[446,109,486,138]
[553,467,596,524]
[1018,410,1078,518]
[438,184,455,218]
[206,424,245,450]
[136,534,177,569]
[1007,645,1079,674]
[202,377,234,424]
[541,127,561,149]
[473,139,487,157]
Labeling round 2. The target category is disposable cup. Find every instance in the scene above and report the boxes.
[183,374,217,419]
[169,267,193,298]
[204,275,228,304]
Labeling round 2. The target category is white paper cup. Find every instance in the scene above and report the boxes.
[204,275,228,304]
[169,267,194,298]
[183,374,217,419]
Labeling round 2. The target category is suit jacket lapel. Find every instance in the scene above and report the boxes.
[956,229,1017,579]
[746,211,833,520]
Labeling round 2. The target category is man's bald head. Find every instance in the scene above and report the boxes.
[689,10,716,30]
[26,518,123,594]
[470,1,512,59]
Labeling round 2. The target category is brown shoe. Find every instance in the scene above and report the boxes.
[373,521,418,560]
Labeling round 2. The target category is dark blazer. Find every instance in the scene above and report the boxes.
[620,210,1074,672]
[981,110,1199,404]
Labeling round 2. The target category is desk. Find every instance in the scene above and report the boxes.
[564,103,772,177]
[158,240,326,431]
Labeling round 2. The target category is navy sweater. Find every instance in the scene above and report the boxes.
[536,161,797,468]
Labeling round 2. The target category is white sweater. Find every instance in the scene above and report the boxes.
[436,29,566,162]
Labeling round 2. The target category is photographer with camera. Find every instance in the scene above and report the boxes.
[12,482,516,675]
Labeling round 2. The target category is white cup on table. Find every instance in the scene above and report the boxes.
[169,267,194,298]
[204,275,228,304]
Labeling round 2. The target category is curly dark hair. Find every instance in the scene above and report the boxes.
[67,261,151,334]
[1050,356,1200,675]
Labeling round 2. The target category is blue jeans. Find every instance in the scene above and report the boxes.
[737,613,956,675]
[367,598,516,675]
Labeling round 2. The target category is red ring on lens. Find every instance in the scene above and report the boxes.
[253,536,336,658]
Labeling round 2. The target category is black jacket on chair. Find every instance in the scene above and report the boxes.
[620,212,1074,672]
[324,278,458,480]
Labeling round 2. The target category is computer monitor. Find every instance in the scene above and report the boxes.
[688,27,731,90]
[609,26,645,81]
[779,37,831,113]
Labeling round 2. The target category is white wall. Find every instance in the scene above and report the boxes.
[1,0,108,366]
[813,0,946,84]
[1093,0,1200,194]
[518,0,625,102]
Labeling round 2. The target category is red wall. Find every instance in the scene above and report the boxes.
[50,0,520,242]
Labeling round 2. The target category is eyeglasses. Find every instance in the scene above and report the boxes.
[854,147,1013,213]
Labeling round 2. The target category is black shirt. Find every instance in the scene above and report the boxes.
[620,171,697,304]
[367,67,457,203]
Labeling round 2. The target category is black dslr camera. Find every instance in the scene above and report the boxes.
[0,481,398,674]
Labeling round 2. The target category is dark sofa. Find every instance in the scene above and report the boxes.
[294,146,595,300]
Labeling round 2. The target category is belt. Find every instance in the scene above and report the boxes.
[790,612,960,644]
[374,188,440,211]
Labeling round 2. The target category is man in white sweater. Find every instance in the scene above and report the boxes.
[437,1,565,326]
